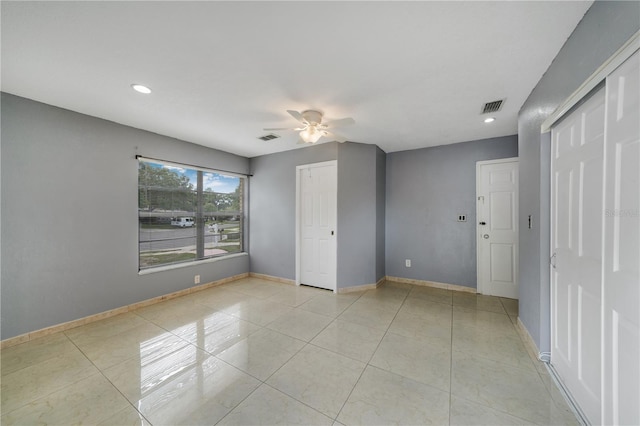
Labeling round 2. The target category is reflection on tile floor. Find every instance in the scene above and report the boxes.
[0,278,578,425]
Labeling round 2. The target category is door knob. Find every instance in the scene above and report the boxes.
[483,234,490,239]
[479,222,486,225]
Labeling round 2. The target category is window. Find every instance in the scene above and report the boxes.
[138,158,245,270]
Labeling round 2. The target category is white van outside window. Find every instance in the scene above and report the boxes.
[171,217,194,227]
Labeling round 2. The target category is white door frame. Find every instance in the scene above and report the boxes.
[295,160,338,292]
[476,157,519,296]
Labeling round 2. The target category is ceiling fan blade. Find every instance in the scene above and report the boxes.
[264,126,307,131]
[287,110,307,124]
[323,131,347,143]
[323,117,355,128]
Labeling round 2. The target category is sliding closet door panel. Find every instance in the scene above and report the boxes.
[551,87,605,424]
[574,97,607,407]
[603,50,639,426]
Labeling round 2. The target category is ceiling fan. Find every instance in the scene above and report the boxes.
[264,110,355,144]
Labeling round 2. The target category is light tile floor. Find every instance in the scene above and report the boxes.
[1,278,578,425]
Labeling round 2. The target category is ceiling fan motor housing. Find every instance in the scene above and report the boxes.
[301,110,323,125]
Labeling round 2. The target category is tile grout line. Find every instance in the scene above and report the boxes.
[449,291,454,426]
[239,283,395,424]
[454,295,576,425]
[207,303,313,424]
[0,334,104,419]
[215,287,370,424]
[213,384,264,425]
[451,392,550,425]
[450,302,543,376]
[133,284,319,425]
[86,305,264,425]
[62,331,156,426]
[333,281,411,423]
[273,287,370,422]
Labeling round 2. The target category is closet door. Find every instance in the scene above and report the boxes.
[602,50,639,426]
[551,87,606,425]
[297,161,337,291]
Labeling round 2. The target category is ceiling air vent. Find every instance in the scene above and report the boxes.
[258,133,280,141]
[482,99,504,114]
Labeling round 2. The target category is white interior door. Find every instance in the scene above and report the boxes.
[476,158,519,299]
[296,161,337,291]
[550,49,640,426]
[551,86,606,424]
[602,50,639,426]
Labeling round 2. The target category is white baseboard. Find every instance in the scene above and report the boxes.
[385,276,476,293]
[250,273,387,294]
[337,277,385,294]
[515,317,541,363]
[248,272,295,286]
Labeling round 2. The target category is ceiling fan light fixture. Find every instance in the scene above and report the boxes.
[300,126,323,143]
[264,109,354,145]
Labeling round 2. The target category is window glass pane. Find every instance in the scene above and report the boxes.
[138,160,244,270]
[202,172,243,257]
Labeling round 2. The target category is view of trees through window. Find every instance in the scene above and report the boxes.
[138,159,244,269]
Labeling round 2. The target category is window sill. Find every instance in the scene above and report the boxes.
[138,252,248,275]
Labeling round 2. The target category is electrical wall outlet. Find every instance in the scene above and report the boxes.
[457,214,467,222]
[405,259,411,267]
[194,275,200,284]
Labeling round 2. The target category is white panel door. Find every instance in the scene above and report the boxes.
[477,158,519,299]
[602,50,639,426]
[551,87,606,424]
[297,161,337,291]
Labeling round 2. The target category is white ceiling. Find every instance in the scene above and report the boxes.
[1,1,592,158]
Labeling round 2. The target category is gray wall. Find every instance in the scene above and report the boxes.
[337,143,380,287]
[375,147,386,282]
[249,142,385,288]
[1,93,250,339]
[517,1,640,352]
[386,135,518,288]
[248,143,338,280]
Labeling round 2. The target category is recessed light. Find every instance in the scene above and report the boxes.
[484,117,495,123]
[131,84,152,94]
